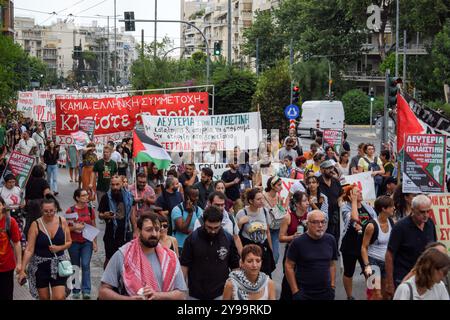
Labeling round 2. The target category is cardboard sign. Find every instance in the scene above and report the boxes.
[79,118,96,141]
[403,134,446,193]
[342,172,377,201]
[323,129,343,154]
[0,151,35,189]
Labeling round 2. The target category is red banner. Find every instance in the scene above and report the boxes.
[55,92,209,145]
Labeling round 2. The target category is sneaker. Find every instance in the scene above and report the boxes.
[72,292,81,300]
[347,296,355,300]
[82,293,91,300]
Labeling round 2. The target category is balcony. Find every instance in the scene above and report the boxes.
[341,70,385,82]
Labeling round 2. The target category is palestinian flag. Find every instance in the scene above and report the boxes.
[132,130,172,169]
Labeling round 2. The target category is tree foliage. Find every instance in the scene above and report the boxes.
[341,89,385,124]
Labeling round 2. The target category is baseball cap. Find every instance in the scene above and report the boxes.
[320,160,335,169]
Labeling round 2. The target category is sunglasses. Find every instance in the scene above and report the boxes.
[160,224,169,229]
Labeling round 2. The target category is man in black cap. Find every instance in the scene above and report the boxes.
[318,160,343,246]
[383,176,397,197]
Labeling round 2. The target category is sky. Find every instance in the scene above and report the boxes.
[14,0,182,55]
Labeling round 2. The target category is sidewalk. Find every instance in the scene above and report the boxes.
[14,279,33,300]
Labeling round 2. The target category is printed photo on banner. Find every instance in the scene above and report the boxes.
[402,134,447,193]
[71,131,91,150]
[428,194,450,252]
[55,91,209,145]
[79,118,96,141]
[141,112,262,152]
[323,129,343,154]
[0,151,35,189]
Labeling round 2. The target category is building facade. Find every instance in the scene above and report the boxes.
[0,0,14,37]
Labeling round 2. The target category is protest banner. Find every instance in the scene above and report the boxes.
[429,194,450,253]
[402,134,446,193]
[0,151,35,189]
[17,91,34,118]
[195,163,228,181]
[323,129,343,154]
[44,121,53,139]
[342,172,377,201]
[142,112,262,152]
[79,118,96,141]
[71,131,91,150]
[17,91,56,122]
[55,92,209,145]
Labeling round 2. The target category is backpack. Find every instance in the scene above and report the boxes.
[363,217,395,245]
[363,157,383,186]
[70,205,94,219]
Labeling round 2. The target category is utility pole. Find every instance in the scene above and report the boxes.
[403,30,407,87]
[227,0,231,66]
[107,16,110,92]
[395,0,399,77]
[328,61,332,96]
[289,39,293,104]
[154,0,157,59]
[114,0,117,88]
[141,29,145,58]
[382,69,390,150]
[256,38,259,77]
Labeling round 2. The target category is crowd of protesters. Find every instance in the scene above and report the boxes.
[0,116,449,301]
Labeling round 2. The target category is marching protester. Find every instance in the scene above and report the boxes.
[279,191,309,300]
[16,131,38,157]
[214,180,235,214]
[357,143,385,196]
[98,213,186,300]
[158,215,179,257]
[178,164,199,191]
[155,177,183,233]
[290,156,307,180]
[283,128,303,156]
[43,140,60,196]
[385,194,437,299]
[383,177,397,197]
[336,151,350,177]
[129,173,156,236]
[0,196,22,300]
[392,184,414,221]
[66,189,98,299]
[306,152,324,174]
[193,192,242,254]
[278,137,299,162]
[236,188,275,277]
[324,146,339,163]
[305,175,328,217]
[115,144,128,177]
[98,175,134,269]
[285,210,337,300]
[91,145,118,207]
[263,176,286,265]
[66,145,79,183]
[223,244,276,300]
[181,206,240,300]
[221,160,243,202]
[171,186,203,255]
[146,162,165,194]
[7,121,22,151]
[340,184,377,300]
[193,167,214,209]
[303,142,319,162]
[361,196,395,300]
[393,247,450,300]
[18,195,72,300]
[31,123,46,163]
[277,155,295,178]
[80,142,98,201]
[349,143,365,175]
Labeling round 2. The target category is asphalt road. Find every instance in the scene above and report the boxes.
[14,125,380,300]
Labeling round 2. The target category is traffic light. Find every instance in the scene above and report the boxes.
[388,76,402,107]
[369,88,375,102]
[213,41,221,56]
[292,85,300,104]
[124,11,135,32]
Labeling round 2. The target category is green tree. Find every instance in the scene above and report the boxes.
[341,89,381,124]
[212,65,256,114]
[252,61,291,135]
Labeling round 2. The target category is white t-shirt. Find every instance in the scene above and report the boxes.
[32,131,46,156]
[0,186,22,209]
[111,151,122,164]
[236,207,268,243]
[203,152,222,164]
[16,138,37,155]
[193,210,239,236]
[393,276,450,300]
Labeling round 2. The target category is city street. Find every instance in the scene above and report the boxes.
[13,126,379,300]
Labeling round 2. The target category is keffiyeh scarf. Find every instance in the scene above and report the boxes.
[228,270,269,300]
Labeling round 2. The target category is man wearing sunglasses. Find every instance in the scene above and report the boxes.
[385,194,437,299]
[181,206,240,300]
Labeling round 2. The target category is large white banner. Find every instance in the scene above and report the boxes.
[342,172,376,201]
[141,112,262,152]
[17,91,55,122]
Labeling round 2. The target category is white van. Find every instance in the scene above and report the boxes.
[297,100,345,138]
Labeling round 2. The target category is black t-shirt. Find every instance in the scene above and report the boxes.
[340,205,372,255]
[287,233,337,293]
[156,190,184,216]
[221,170,242,201]
[387,216,437,282]
[180,227,240,299]
[193,181,214,210]
[25,177,50,201]
[98,192,126,237]
[179,172,199,189]
[318,176,343,223]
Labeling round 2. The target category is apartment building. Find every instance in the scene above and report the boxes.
[0,0,14,37]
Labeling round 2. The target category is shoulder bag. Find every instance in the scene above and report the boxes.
[38,217,74,277]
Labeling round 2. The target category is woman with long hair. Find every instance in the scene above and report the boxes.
[393,184,415,222]
[158,215,179,257]
[236,188,275,277]
[223,244,276,300]
[306,152,324,174]
[278,191,309,300]
[394,247,450,300]
[66,189,97,299]
[43,140,60,196]
[18,195,72,300]
[336,151,350,177]
[304,175,329,217]
[147,162,165,192]
[80,143,97,202]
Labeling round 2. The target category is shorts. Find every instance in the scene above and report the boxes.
[35,261,68,289]
[368,256,386,278]
[342,254,365,278]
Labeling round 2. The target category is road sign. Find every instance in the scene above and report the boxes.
[289,119,296,129]
[284,104,300,120]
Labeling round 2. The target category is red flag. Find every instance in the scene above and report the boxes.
[396,93,425,152]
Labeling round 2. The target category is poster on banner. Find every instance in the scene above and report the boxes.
[71,131,90,150]
[428,194,450,252]
[323,130,343,154]
[44,122,52,139]
[262,175,297,203]
[79,119,96,141]
[55,91,209,145]
[402,134,446,193]
[33,91,55,122]
[17,91,34,118]
[342,172,377,201]
[0,151,35,189]
[142,112,262,152]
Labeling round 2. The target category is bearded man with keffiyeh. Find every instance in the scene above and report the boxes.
[98,212,187,300]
